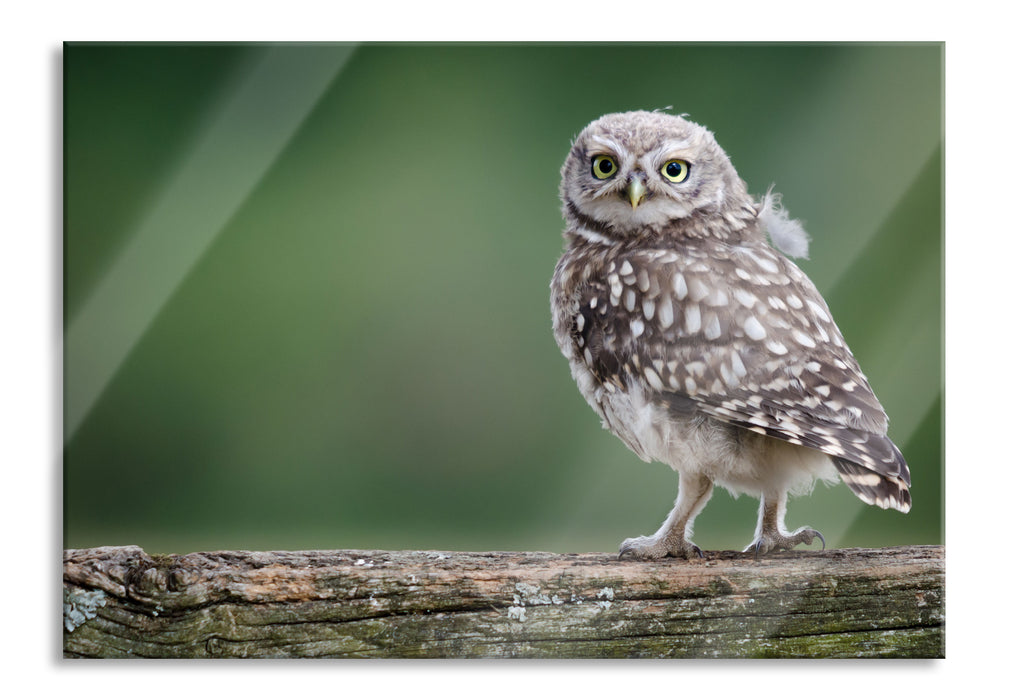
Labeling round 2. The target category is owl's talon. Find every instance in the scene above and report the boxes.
[744,538,762,559]
[619,534,704,560]
[745,527,826,556]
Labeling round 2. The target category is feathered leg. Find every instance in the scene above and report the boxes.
[744,488,825,556]
[619,471,713,559]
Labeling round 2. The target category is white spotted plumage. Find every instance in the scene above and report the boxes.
[550,110,910,559]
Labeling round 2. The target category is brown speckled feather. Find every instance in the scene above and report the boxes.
[552,235,910,507]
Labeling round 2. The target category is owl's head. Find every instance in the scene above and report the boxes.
[560,111,750,240]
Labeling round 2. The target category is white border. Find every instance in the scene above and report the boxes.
[4,0,1002,694]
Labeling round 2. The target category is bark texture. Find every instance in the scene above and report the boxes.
[63,545,944,658]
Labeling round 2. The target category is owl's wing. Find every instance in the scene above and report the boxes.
[569,243,910,510]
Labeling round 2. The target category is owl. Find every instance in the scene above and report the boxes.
[550,110,910,558]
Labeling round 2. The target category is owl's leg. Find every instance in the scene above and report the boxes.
[619,471,713,560]
[744,488,825,556]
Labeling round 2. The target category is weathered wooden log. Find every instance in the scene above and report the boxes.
[63,544,943,658]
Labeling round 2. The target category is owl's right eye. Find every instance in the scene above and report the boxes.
[591,155,618,180]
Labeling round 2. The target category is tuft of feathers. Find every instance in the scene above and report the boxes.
[758,188,809,259]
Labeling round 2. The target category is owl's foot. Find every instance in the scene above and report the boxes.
[618,533,704,560]
[619,473,714,560]
[744,527,825,557]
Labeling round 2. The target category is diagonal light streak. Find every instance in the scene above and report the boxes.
[761,48,940,297]
[821,152,942,545]
[753,50,941,550]
[64,44,356,442]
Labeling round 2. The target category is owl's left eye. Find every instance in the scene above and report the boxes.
[661,159,690,183]
[592,155,619,180]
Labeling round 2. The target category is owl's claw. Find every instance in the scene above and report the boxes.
[744,528,825,558]
[619,534,704,560]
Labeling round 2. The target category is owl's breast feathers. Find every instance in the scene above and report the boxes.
[550,235,911,507]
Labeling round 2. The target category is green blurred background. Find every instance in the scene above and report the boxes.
[63,43,942,555]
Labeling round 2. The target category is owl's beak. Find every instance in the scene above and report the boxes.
[626,176,646,209]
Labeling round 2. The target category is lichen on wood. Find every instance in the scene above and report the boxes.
[63,544,944,659]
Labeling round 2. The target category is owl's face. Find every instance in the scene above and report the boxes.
[561,111,746,238]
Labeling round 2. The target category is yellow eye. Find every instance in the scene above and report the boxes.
[591,155,618,179]
[661,159,690,183]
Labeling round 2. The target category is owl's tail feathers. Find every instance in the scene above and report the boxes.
[833,457,912,513]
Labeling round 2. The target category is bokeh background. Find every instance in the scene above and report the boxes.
[64,43,942,555]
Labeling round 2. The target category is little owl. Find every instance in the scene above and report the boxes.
[550,110,910,558]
